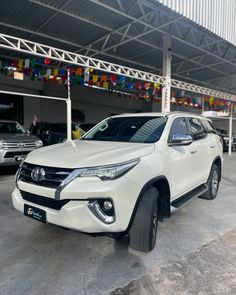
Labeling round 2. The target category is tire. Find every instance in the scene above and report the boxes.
[128,187,159,252]
[200,164,220,200]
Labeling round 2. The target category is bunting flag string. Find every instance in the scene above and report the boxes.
[0,57,236,111]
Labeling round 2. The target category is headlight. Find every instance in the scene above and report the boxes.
[35,140,43,148]
[0,140,4,149]
[79,158,140,180]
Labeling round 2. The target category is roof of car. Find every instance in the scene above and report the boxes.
[113,112,209,120]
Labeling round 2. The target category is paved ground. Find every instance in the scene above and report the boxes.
[0,155,236,295]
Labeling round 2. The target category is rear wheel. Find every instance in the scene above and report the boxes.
[200,164,220,200]
[128,187,159,252]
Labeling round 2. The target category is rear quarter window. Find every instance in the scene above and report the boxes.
[201,119,216,134]
[188,118,207,140]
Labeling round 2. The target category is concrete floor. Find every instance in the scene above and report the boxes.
[0,155,236,295]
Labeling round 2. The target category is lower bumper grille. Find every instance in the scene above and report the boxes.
[20,190,70,210]
[4,151,30,158]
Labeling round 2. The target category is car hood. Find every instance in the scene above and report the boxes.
[25,140,155,168]
[0,133,40,142]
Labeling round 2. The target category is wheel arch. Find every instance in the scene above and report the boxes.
[212,156,222,181]
[126,176,171,233]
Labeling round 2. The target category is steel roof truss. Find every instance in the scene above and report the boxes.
[87,0,236,70]
[25,0,231,79]
[0,33,235,101]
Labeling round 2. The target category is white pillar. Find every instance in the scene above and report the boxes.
[162,34,172,113]
[228,103,233,156]
[67,69,72,141]
[202,97,204,114]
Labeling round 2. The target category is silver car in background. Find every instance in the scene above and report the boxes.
[0,120,43,166]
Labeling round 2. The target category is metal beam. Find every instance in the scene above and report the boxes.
[88,0,236,70]
[26,0,233,78]
[0,22,157,72]
[0,33,235,102]
[28,0,113,32]
[0,33,165,84]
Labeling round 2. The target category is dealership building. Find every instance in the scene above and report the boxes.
[0,0,236,134]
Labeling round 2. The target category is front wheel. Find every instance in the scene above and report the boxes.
[200,164,220,200]
[128,187,159,252]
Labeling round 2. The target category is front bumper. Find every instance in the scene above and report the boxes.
[12,175,141,233]
[0,148,34,166]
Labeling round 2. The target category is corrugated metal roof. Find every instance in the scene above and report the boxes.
[158,0,236,46]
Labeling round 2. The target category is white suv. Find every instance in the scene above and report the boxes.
[12,112,223,252]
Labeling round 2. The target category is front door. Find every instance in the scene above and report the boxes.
[168,117,197,200]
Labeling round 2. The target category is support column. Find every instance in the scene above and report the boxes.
[67,69,72,141]
[228,103,233,156]
[162,34,172,113]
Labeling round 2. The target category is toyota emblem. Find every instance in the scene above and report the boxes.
[31,167,46,182]
[17,142,25,148]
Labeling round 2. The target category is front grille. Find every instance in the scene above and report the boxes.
[4,151,30,158]
[2,142,35,149]
[20,190,70,210]
[19,162,73,189]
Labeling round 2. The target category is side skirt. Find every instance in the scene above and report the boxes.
[171,184,208,213]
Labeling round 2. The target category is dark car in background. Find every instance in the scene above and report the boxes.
[216,128,236,152]
[29,122,96,146]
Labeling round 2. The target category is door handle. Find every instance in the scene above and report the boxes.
[209,145,215,149]
[190,150,197,154]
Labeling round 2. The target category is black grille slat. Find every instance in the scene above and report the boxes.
[19,163,73,189]
[20,190,70,210]
[4,151,30,158]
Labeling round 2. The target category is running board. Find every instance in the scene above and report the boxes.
[171,184,208,213]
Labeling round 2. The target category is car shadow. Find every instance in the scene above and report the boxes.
[0,165,18,176]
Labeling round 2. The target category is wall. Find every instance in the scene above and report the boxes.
[0,76,145,127]
[1,75,235,131]
[42,82,145,124]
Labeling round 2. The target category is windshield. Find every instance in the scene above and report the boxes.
[0,122,26,134]
[83,116,166,143]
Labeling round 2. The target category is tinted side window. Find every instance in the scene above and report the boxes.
[201,119,216,133]
[169,117,189,140]
[189,118,206,140]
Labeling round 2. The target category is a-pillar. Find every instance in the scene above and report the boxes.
[162,34,172,113]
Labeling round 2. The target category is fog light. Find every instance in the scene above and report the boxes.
[103,201,113,210]
[88,200,115,224]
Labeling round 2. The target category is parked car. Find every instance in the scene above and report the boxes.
[0,120,43,166]
[233,133,236,151]
[13,112,223,252]
[216,128,235,152]
[29,122,96,145]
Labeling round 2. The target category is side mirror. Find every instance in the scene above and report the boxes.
[168,134,193,146]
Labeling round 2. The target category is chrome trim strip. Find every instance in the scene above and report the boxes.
[55,168,83,200]
[15,162,24,189]
[88,201,115,224]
